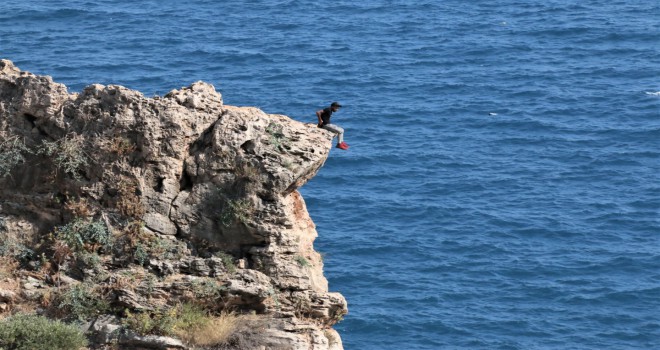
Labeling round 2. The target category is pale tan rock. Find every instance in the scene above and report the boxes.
[119,332,186,349]
[89,315,122,344]
[144,212,178,235]
[225,269,272,298]
[115,288,147,310]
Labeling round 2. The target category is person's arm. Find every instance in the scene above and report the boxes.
[316,110,323,127]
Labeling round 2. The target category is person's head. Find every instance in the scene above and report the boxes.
[331,101,342,112]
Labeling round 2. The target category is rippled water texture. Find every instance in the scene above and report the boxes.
[1,1,659,349]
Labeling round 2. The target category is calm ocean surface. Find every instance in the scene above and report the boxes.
[1,1,659,349]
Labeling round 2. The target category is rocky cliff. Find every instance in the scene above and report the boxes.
[0,60,347,350]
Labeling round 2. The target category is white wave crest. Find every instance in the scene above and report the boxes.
[645,91,660,96]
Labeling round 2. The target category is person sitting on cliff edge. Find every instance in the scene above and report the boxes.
[317,101,349,150]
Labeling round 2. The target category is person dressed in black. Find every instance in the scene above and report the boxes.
[316,102,349,150]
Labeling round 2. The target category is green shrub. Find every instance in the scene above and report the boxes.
[134,242,149,266]
[123,305,207,337]
[37,134,88,179]
[123,304,242,347]
[0,314,87,350]
[172,303,209,331]
[76,251,101,270]
[330,308,347,325]
[190,278,225,300]
[266,122,289,152]
[123,304,209,337]
[295,255,311,268]
[58,282,109,321]
[123,308,177,336]
[140,274,158,295]
[130,236,184,266]
[55,218,111,253]
[145,235,183,260]
[0,236,35,263]
[0,136,31,178]
[214,252,236,274]
[172,306,242,347]
[219,199,253,227]
[267,287,281,310]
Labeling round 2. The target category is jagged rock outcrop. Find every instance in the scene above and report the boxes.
[0,60,347,350]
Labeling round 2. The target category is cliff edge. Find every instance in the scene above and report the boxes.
[0,60,347,350]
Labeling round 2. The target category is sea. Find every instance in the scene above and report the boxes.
[1,1,659,349]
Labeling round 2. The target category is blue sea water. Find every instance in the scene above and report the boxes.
[1,1,659,349]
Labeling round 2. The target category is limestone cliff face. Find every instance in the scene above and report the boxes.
[0,60,346,349]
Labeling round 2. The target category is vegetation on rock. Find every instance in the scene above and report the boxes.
[54,218,111,253]
[56,282,110,321]
[36,134,89,180]
[0,135,30,179]
[219,198,253,227]
[0,314,87,350]
[266,121,289,152]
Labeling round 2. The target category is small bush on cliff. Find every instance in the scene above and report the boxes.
[123,303,248,348]
[57,282,110,321]
[173,307,243,347]
[110,220,149,267]
[111,221,185,267]
[114,179,145,219]
[214,252,236,274]
[219,199,253,227]
[123,308,177,336]
[266,122,289,152]
[76,251,102,270]
[105,135,136,156]
[62,197,93,218]
[133,242,149,266]
[146,235,185,260]
[55,218,111,253]
[0,135,31,178]
[330,308,347,325]
[37,134,88,180]
[0,236,35,264]
[0,314,87,350]
[190,278,226,301]
[170,303,208,331]
[295,255,311,268]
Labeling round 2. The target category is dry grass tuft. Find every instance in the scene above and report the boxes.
[121,303,257,347]
[63,197,93,218]
[174,310,246,347]
[0,257,18,281]
[106,136,136,156]
[115,179,145,219]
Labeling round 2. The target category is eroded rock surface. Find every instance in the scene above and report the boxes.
[0,59,347,350]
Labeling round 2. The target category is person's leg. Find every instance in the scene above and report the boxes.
[322,124,344,144]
